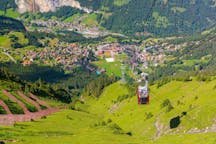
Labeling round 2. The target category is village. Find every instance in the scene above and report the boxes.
[30,19,110,38]
[0,35,193,76]
[19,37,191,76]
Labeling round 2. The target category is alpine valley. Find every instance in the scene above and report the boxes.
[0,0,216,144]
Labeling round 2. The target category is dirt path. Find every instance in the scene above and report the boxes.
[2,90,30,114]
[0,90,61,125]
[29,93,51,109]
[154,118,164,139]
[0,107,60,125]
[186,118,216,134]
[0,100,12,114]
[1,52,17,63]
[17,91,42,112]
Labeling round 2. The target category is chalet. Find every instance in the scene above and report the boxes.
[22,60,32,66]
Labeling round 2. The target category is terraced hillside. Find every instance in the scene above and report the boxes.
[0,86,60,125]
[0,79,215,143]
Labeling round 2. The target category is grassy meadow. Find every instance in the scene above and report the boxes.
[0,79,216,143]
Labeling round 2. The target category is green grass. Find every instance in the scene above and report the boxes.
[113,0,131,6]
[0,92,24,114]
[9,32,29,45]
[92,60,122,77]
[63,13,81,23]
[0,32,28,49]
[171,7,186,13]
[0,35,11,48]
[11,92,38,112]
[84,80,216,142]
[82,13,99,27]
[0,9,20,18]
[0,81,24,114]
[182,59,208,66]
[0,105,7,114]
[0,79,216,143]
[0,110,143,144]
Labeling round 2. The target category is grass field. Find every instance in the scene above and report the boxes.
[92,60,122,77]
[0,9,20,19]
[92,54,130,77]
[0,79,216,143]
[113,0,131,6]
[63,13,81,23]
[82,13,99,27]
[0,36,11,48]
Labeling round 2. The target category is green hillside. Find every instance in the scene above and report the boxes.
[1,0,216,37]
[1,79,216,143]
[78,0,216,36]
[0,16,26,33]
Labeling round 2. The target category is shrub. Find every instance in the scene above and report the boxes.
[4,100,24,114]
[170,116,181,129]
[107,118,112,123]
[40,104,48,110]
[161,99,171,108]
[110,123,124,135]
[117,94,129,102]
[157,78,171,88]
[166,104,174,112]
[126,131,132,136]
[0,106,6,114]
[161,99,174,112]
[145,112,153,119]
[181,111,187,116]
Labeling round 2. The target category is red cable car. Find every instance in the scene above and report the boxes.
[137,73,149,104]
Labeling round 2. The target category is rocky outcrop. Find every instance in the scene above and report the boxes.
[15,0,91,13]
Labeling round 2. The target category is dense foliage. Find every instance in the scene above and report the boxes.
[84,74,119,97]
[0,63,117,102]
[149,29,216,84]
[0,0,17,11]
[0,16,26,34]
[0,63,66,82]
[101,0,216,36]
[38,6,84,20]
[0,66,71,103]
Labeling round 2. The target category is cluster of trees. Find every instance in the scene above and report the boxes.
[0,66,71,103]
[0,63,67,82]
[161,99,174,112]
[149,31,216,84]
[78,0,105,10]
[0,16,26,34]
[0,62,119,103]
[0,0,17,11]
[38,6,84,20]
[21,6,84,22]
[84,74,119,97]
[100,0,216,36]
[0,16,43,48]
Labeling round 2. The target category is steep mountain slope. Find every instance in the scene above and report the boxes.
[149,26,216,82]
[15,0,91,13]
[0,80,215,143]
[2,0,216,36]
[85,81,216,137]
[0,16,26,32]
[101,0,216,36]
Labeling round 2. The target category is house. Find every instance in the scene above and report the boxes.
[22,60,32,66]
[86,64,97,71]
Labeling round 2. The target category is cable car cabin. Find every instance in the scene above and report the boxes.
[137,85,149,104]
